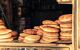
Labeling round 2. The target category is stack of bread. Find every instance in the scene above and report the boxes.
[0,19,14,42]
[39,20,59,43]
[19,20,60,43]
[19,29,40,43]
[59,14,72,41]
[19,14,72,43]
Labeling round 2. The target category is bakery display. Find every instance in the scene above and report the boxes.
[40,27,59,43]
[40,21,59,43]
[0,28,13,42]
[19,14,72,43]
[5,14,71,44]
[19,33,40,43]
[19,20,60,43]
[59,14,72,41]
[19,28,40,42]
[18,33,30,42]
[0,19,17,42]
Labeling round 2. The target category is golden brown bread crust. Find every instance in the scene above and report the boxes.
[18,36,24,42]
[60,36,72,40]
[23,29,33,34]
[42,36,58,39]
[40,25,59,32]
[23,39,39,43]
[60,23,72,27]
[59,14,72,22]
[23,29,37,35]
[60,32,72,36]
[42,37,59,42]
[40,38,58,43]
[0,23,4,25]
[42,35,59,42]
[55,20,61,24]
[34,26,40,29]
[0,38,13,42]
[60,27,72,32]
[24,35,40,42]
[19,33,30,42]
[41,25,60,28]
[0,33,12,39]
[42,31,59,37]
[36,28,43,36]
[20,33,30,37]
[20,35,41,43]
[40,39,51,43]
[0,25,6,29]
[0,29,12,35]
[42,20,58,25]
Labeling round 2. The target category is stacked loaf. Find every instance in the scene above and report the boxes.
[59,14,72,41]
[0,19,14,42]
[40,20,59,43]
[19,29,40,43]
[19,20,60,43]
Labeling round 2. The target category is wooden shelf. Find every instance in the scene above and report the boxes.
[0,40,72,48]
[0,42,72,48]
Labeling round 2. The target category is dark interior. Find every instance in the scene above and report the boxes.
[24,5,72,29]
[30,4,72,28]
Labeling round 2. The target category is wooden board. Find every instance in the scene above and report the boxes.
[0,40,72,47]
[0,43,71,48]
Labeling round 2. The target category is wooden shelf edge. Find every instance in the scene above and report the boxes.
[0,43,72,47]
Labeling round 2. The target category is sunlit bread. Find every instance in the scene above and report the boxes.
[40,25,59,32]
[60,27,72,32]
[59,14,72,22]
[24,35,40,42]
[0,29,12,35]
[42,20,58,25]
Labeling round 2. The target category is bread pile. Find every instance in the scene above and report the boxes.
[19,20,60,43]
[19,14,72,43]
[39,20,59,43]
[59,14,72,41]
[19,29,40,43]
[0,29,13,42]
[0,19,15,42]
